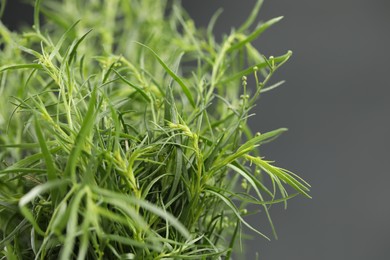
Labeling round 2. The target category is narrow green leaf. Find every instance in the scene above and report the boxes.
[112,69,150,102]
[247,155,311,198]
[46,187,76,237]
[225,219,240,260]
[104,234,163,252]
[228,16,283,52]
[49,20,81,60]
[19,180,70,236]
[0,0,6,18]
[34,0,42,32]
[141,173,172,199]
[68,29,93,64]
[0,143,47,148]
[0,168,46,174]
[207,8,223,40]
[0,219,29,249]
[136,42,196,107]
[209,128,287,175]
[168,140,184,201]
[92,186,191,239]
[60,187,86,260]
[99,196,150,232]
[205,188,270,240]
[0,147,61,175]
[34,117,57,182]
[204,132,225,170]
[64,87,98,181]
[238,0,264,32]
[0,64,42,73]
[34,116,61,206]
[260,80,286,93]
[77,209,98,259]
[218,51,292,85]
[228,163,277,238]
[4,244,18,260]
[102,58,120,83]
[237,128,287,153]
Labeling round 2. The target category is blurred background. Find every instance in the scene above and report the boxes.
[2,0,390,259]
[182,0,390,259]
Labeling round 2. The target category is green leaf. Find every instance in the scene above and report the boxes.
[34,117,57,182]
[0,219,29,249]
[136,42,196,107]
[260,80,286,93]
[92,186,191,239]
[247,155,311,198]
[60,187,87,260]
[228,163,277,238]
[0,143,47,148]
[19,180,71,236]
[238,0,264,33]
[227,16,283,52]
[0,64,42,73]
[103,234,163,252]
[0,147,61,175]
[68,29,93,64]
[49,20,81,61]
[218,51,292,85]
[0,0,6,18]
[112,69,151,102]
[209,128,287,175]
[34,116,62,207]
[205,188,270,240]
[34,0,42,32]
[0,168,47,174]
[64,87,98,181]
[237,128,287,153]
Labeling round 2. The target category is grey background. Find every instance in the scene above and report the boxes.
[182,0,390,259]
[3,0,390,259]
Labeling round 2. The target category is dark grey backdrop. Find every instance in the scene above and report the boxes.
[2,1,390,259]
[183,0,390,259]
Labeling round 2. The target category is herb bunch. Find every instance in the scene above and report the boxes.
[0,0,310,259]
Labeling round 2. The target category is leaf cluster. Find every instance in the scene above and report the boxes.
[0,0,310,259]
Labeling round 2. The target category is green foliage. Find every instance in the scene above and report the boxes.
[0,0,310,258]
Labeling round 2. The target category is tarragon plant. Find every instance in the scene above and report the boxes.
[0,0,310,259]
